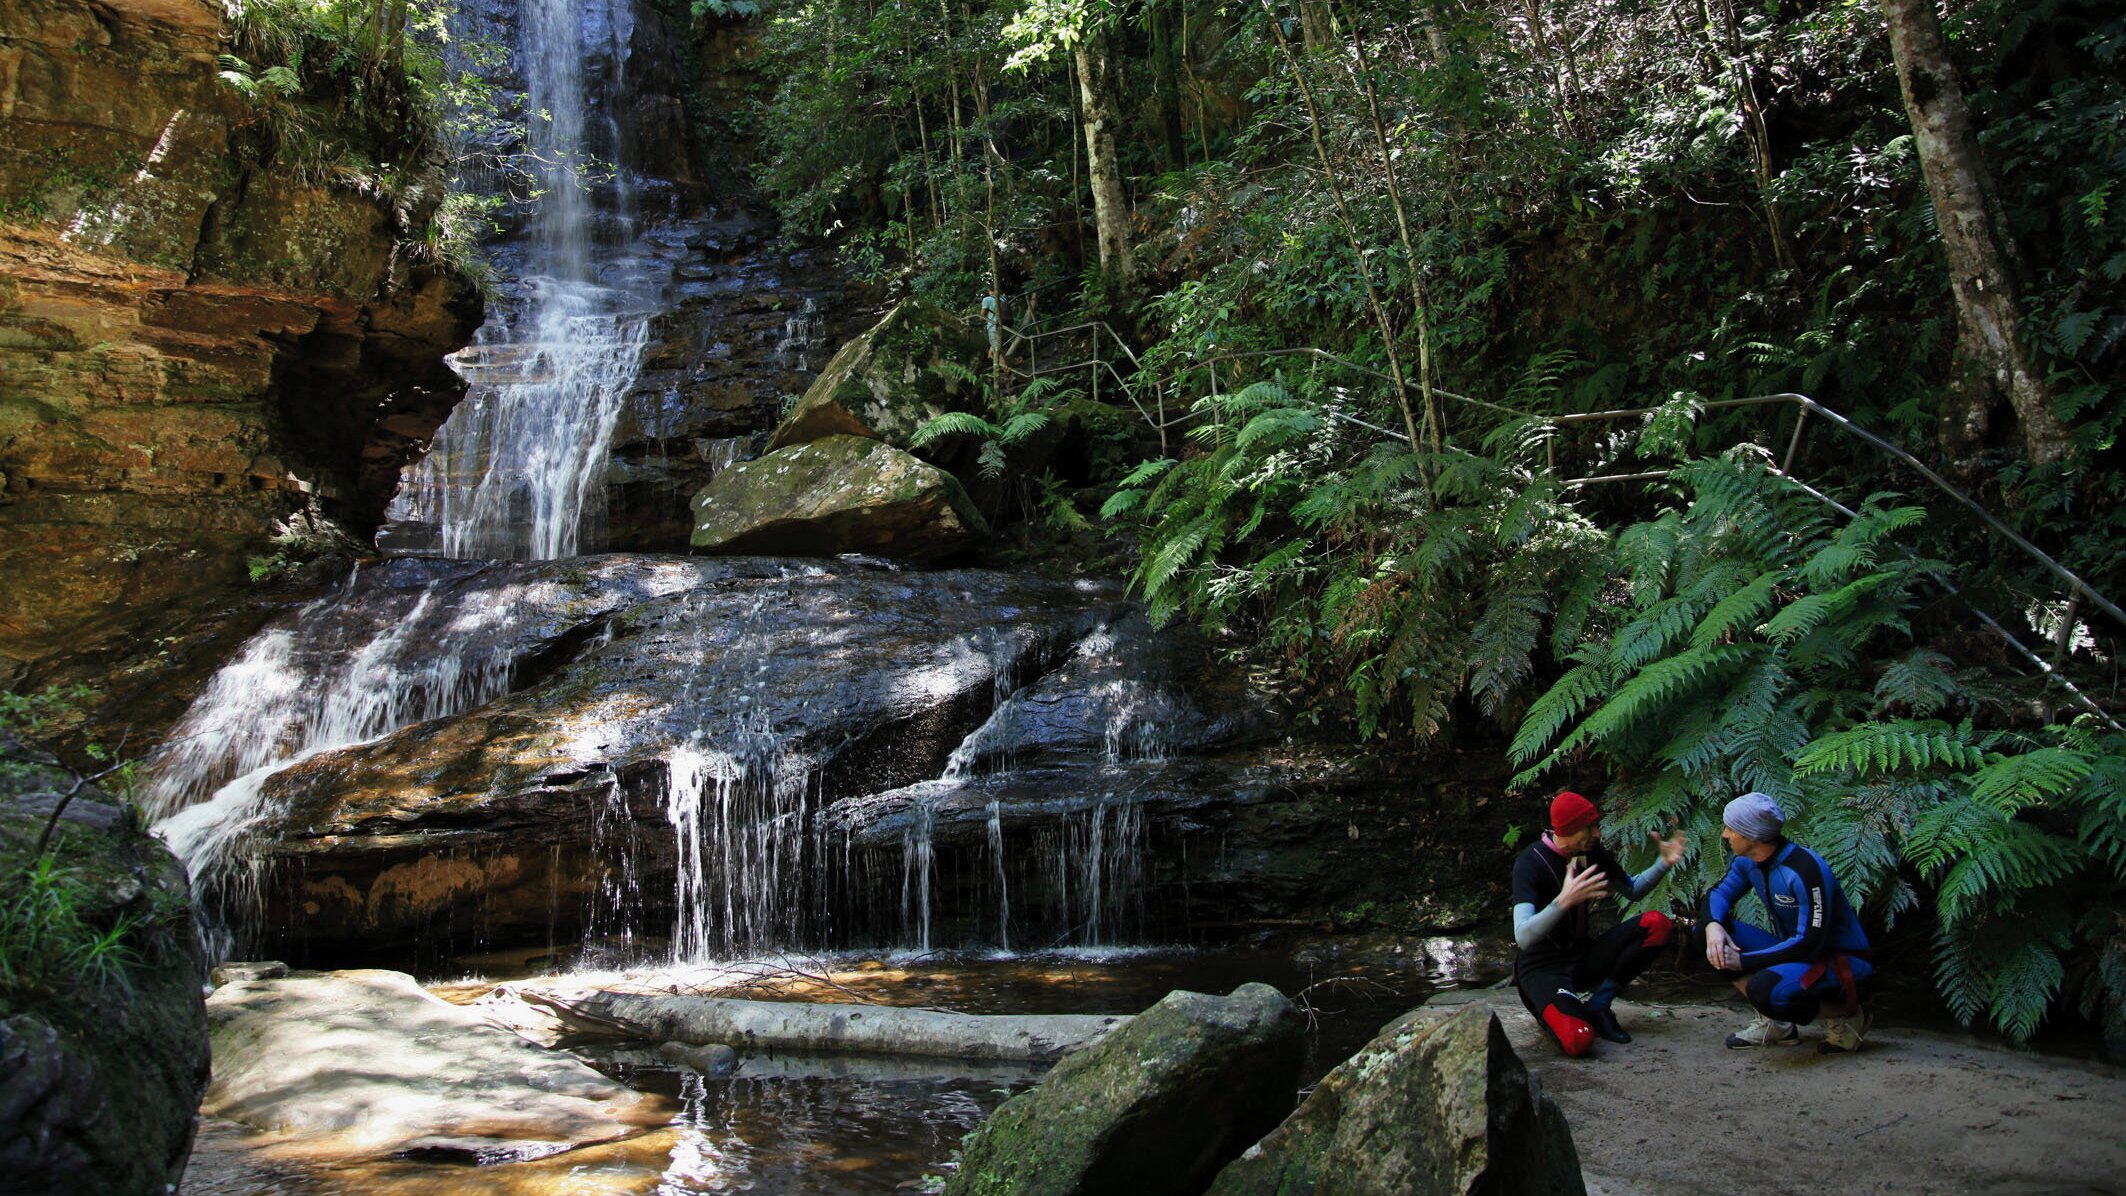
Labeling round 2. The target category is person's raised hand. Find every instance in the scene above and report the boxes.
[1650,826,1689,866]
[1558,856,1611,908]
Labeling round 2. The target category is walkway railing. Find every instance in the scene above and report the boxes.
[990,322,2121,725]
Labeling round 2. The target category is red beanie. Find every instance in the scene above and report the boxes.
[1550,790,1600,834]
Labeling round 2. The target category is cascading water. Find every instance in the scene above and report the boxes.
[664,715,817,961]
[148,0,654,946]
[143,579,514,951]
[385,0,651,560]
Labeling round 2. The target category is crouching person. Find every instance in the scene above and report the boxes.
[1512,790,1689,1057]
[1698,791,1874,1054]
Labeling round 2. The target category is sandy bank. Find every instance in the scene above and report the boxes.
[1422,990,2126,1196]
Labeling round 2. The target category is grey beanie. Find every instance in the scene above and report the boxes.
[1723,791,1786,842]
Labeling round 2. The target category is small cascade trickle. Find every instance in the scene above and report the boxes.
[901,798,936,954]
[664,714,814,961]
[695,436,750,478]
[1039,798,1146,948]
[775,297,822,371]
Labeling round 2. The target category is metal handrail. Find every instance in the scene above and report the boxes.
[1550,393,2126,634]
[991,316,2125,647]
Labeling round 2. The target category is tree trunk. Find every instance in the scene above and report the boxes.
[1881,0,2068,465]
[535,991,1125,1062]
[1074,30,1135,303]
[1299,0,1335,52]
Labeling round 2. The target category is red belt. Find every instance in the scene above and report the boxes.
[1798,951,1868,1011]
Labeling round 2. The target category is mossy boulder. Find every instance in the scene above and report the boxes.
[943,983,1304,1196]
[1207,1003,1585,1196]
[766,299,985,453]
[0,740,211,1195]
[690,434,987,560]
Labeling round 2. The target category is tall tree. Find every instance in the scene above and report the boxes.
[1073,23,1135,301]
[1882,0,2069,464]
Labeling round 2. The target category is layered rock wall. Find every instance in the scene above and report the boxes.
[0,0,480,681]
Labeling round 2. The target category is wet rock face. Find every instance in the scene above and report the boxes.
[1207,1004,1585,1196]
[0,746,211,1196]
[944,983,1306,1196]
[141,553,1514,967]
[689,433,989,559]
[0,0,480,678]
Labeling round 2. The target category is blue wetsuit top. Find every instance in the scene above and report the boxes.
[1705,841,1869,968]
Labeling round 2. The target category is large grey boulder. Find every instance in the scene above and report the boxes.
[0,752,210,1196]
[766,299,985,453]
[944,983,1304,1196]
[1207,1003,1584,1196]
[205,969,669,1163]
[689,433,988,559]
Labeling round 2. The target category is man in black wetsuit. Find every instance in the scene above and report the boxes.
[1511,790,1689,1056]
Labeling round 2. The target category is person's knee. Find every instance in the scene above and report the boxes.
[1637,910,1675,948]
[1747,968,1818,1023]
[1541,1004,1596,1057]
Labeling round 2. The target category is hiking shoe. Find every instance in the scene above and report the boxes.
[1818,1008,1872,1055]
[1725,1015,1799,1048]
[1589,1006,1632,1044]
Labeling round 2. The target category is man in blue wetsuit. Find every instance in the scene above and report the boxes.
[1698,791,1874,1054]
[1511,790,1689,1057]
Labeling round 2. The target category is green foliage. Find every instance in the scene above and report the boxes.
[1104,374,1608,737]
[1513,454,2126,1041]
[0,855,142,999]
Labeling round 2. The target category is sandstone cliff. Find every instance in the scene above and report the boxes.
[0,0,480,684]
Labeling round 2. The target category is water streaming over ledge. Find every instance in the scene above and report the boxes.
[386,0,649,560]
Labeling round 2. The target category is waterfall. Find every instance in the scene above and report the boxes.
[144,580,514,948]
[385,0,650,561]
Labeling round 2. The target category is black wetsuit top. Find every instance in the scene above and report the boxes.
[1511,839,1633,972]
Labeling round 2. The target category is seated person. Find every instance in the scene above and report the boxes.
[1698,791,1874,1054]
[1511,790,1688,1057]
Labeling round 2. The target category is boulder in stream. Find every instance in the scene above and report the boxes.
[1207,1003,1584,1196]
[943,983,1304,1196]
[0,746,210,1196]
[689,434,988,559]
[766,299,986,452]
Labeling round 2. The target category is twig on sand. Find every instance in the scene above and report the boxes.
[1856,1112,1909,1139]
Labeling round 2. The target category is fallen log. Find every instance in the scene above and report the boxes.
[534,991,1127,1062]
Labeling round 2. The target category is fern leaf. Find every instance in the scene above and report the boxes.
[910,410,1002,448]
[1509,659,1612,765]
[1690,568,1784,648]
[1794,719,1983,778]
[1968,748,2093,815]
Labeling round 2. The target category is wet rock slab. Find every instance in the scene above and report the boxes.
[205,969,670,1163]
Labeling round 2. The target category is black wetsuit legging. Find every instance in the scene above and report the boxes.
[1514,910,1675,1056]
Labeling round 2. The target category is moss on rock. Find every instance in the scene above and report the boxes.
[690,433,987,559]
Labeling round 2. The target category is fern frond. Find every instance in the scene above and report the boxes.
[997,411,1052,445]
[1968,747,2093,815]
[1570,643,1754,752]
[1872,649,1959,716]
[1987,935,2066,1042]
[1690,569,1784,647]
[1509,659,1613,766]
[1794,719,1983,778]
[910,410,1002,448]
